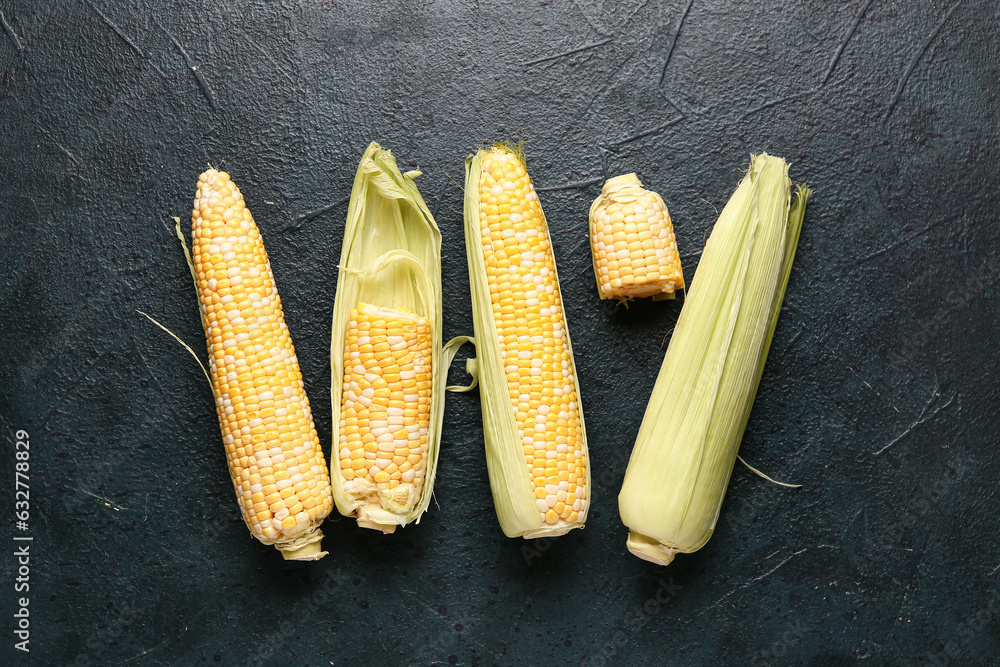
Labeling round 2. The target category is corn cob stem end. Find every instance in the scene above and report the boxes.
[345,477,420,533]
[626,531,678,566]
[356,518,397,534]
[275,527,328,561]
[355,503,406,534]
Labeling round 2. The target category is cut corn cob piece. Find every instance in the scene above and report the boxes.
[589,174,684,300]
[618,154,811,566]
[330,143,458,532]
[463,144,591,539]
[191,168,333,560]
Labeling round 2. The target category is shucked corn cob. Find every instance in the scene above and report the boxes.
[191,168,333,560]
[330,143,458,532]
[589,174,684,300]
[618,154,810,566]
[337,303,432,517]
[464,145,591,539]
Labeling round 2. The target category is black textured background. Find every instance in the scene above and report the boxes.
[2,1,999,665]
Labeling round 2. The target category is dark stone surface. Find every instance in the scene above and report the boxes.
[1,0,998,665]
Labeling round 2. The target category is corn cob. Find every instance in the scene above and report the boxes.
[463,145,590,539]
[618,154,810,566]
[336,304,432,523]
[191,168,333,560]
[589,174,684,300]
[330,143,458,532]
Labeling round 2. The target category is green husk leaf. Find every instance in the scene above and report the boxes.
[329,142,447,532]
[618,154,811,566]
[138,217,215,387]
[137,310,212,386]
[463,147,591,539]
[736,455,802,489]
[443,336,478,392]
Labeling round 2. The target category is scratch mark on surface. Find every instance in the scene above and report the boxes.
[821,0,874,86]
[658,0,695,86]
[743,87,819,119]
[536,177,603,193]
[742,0,871,120]
[883,0,963,123]
[609,116,684,146]
[762,549,783,562]
[990,563,1000,576]
[859,219,937,262]
[250,40,295,85]
[678,251,702,268]
[40,334,129,430]
[521,39,611,67]
[875,383,956,455]
[742,72,855,119]
[597,147,612,179]
[83,0,147,60]
[753,548,808,582]
[0,9,23,51]
[54,142,82,167]
[76,488,124,511]
[698,548,808,616]
[658,93,686,119]
[132,341,215,428]
[120,637,171,664]
[288,197,349,228]
[882,569,921,639]
[575,50,639,122]
[567,234,590,258]
[787,325,805,348]
[36,124,86,171]
[161,24,218,109]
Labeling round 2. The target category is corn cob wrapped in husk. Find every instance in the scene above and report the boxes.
[589,174,684,300]
[619,153,811,566]
[330,142,465,533]
[190,169,333,560]
[463,144,591,539]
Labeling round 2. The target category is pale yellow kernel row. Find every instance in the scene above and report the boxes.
[478,149,588,525]
[590,176,684,299]
[192,169,332,545]
[337,303,432,510]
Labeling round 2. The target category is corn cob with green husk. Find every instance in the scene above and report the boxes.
[619,153,811,566]
[330,142,464,533]
[463,144,591,539]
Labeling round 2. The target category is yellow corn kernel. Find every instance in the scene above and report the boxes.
[589,174,684,300]
[338,303,432,524]
[191,168,332,561]
[329,143,468,533]
[463,144,591,539]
